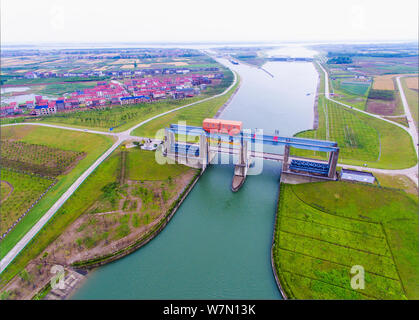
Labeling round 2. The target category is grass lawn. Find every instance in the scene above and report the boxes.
[273,181,419,299]
[401,77,418,129]
[31,81,98,97]
[0,125,115,261]
[126,148,189,181]
[0,169,53,235]
[292,96,417,169]
[132,74,240,138]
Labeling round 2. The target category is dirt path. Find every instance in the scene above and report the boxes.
[0,180,14,203]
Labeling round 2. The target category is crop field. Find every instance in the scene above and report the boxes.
[132,74,239,138]
[292,96,417,169]
[339,82,370,96]
[0,169,53,235]
[373,75,396,90]
[330,81,369,111]
[405,77,418,90]
[274,181,419,299]
[0,146,195,290]
[32,81,98,97]
[1,140,84,177]
[0,125,114,261]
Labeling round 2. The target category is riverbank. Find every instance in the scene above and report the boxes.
[1,155,201,300]
[270,182,287,299]
[214,76,241,119]
[71,169,203,270]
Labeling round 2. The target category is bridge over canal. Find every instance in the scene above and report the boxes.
[163,123,340,191]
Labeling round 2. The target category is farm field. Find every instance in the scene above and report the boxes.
[405,76,418,90]
[132,74,239,138]
[401,77,418,129]
[0,146,197,297]
[331,80,370,110]
[1,140,84,177]
[0,125,115,261]
[372,75,396,90]
[0,169,53,235]
[292,96,417,169]
[273,181,419,299]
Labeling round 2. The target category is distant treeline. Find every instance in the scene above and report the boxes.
[327,56,353,64]
[368,89,395,101]
[327,51,418,58]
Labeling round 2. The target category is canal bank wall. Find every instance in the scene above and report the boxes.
[70,169,204,270]
[214,73,241,119]
[312,62,321,130]
[270,181,288,300]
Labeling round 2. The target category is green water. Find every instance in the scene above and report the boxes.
[72,57,319,299]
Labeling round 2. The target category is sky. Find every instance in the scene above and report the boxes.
[1,0,418,44]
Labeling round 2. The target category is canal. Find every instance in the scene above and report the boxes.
[72,54,319,299]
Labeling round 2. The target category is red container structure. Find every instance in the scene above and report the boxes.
[203,118,242,136]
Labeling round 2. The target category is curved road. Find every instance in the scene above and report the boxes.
[0,71,237,274]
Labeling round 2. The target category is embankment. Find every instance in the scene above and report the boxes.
[70,169,203,269]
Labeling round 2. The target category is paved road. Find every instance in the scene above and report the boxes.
[396,76,418,153]
[0,71,237,274]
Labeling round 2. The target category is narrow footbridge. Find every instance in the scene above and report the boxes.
[163,124,340,191]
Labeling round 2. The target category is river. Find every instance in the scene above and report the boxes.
[72,54,319,299]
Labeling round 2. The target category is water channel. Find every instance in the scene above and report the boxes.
[72,52,318,299]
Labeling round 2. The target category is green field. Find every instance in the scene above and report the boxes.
[331,80,369,111]
[0,125,114,260]
[126,148,189,181]
[273,181,419,299]
[0,148,120,287]
[32,81,98,97]
[292,95,417,169]
[0,169,53,235]
[132,73,239,138]
[340,82,370,96]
